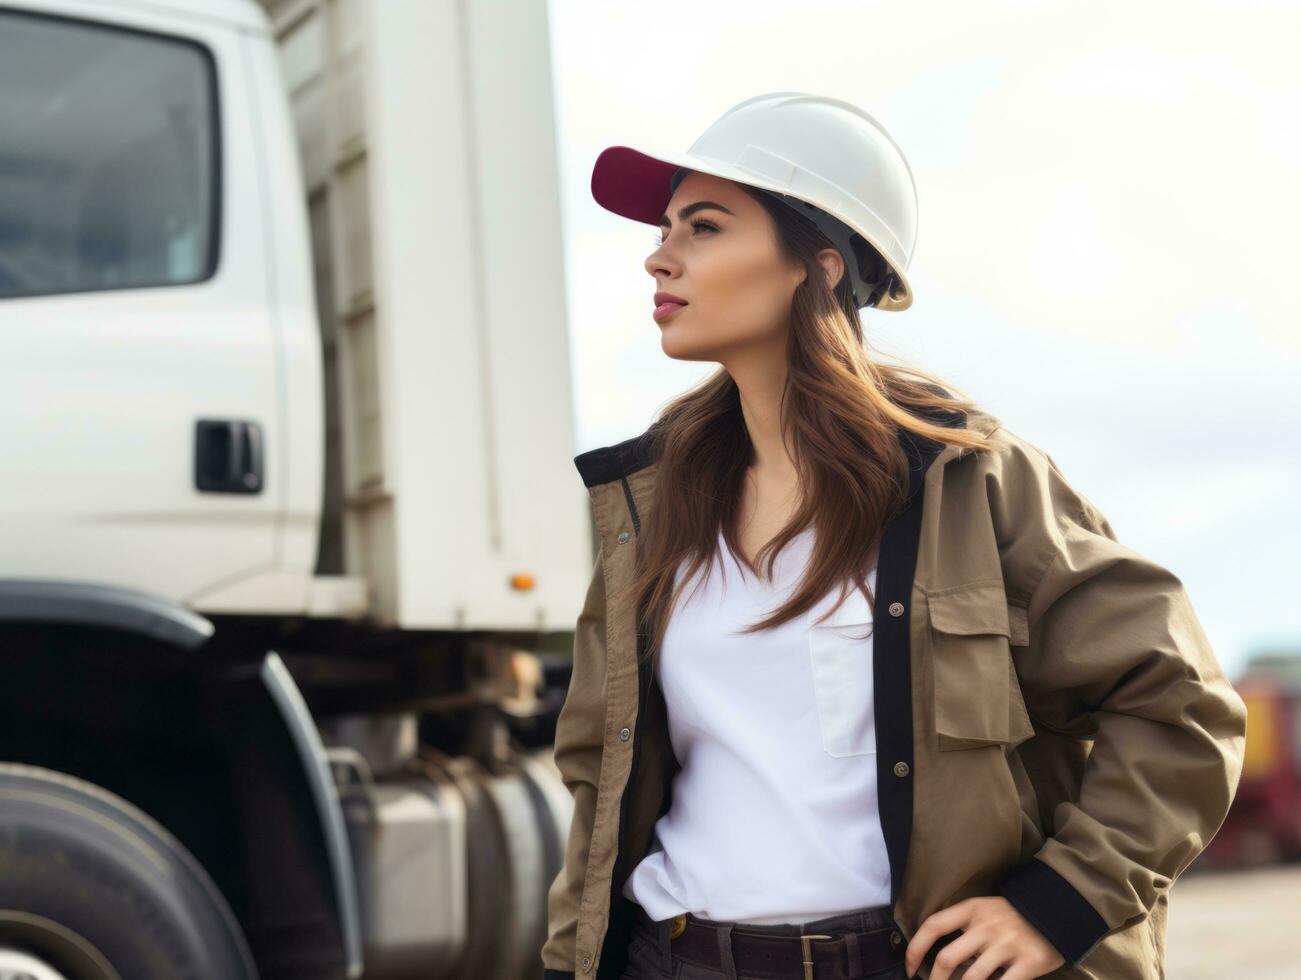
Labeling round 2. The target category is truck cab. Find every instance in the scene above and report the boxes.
[0,2,588,977]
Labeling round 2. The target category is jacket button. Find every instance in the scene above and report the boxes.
[618,727,631,741]
[580,954,591,970]
[893,760,910,777]
[890,929,903,946]
[888,601,904,617]
[618,531,630,544]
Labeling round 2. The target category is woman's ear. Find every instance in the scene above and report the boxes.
[816,246,847,292]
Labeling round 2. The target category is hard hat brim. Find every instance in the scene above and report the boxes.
[590,145,686,226]
[589,143,913,311]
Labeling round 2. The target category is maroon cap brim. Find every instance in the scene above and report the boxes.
[590,145,683,226]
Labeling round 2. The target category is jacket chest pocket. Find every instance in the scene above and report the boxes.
[924,583,1035,751]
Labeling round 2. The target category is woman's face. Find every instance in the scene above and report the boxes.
[645,171,818,362]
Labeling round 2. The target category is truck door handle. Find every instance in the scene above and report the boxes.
[194,419,264,494]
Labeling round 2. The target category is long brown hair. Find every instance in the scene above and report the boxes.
[629,185,995,667]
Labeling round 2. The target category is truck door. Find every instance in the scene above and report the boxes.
[0,4,282,601]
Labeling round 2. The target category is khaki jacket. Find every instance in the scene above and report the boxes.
[541,404,1247,980]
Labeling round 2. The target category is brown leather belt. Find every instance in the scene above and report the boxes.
[643,908,909,980]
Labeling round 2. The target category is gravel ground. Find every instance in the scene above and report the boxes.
[1167,863,1301,979]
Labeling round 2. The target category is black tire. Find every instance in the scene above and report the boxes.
[0,762,258,980]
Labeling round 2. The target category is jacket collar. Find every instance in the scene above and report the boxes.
[572,401,970,491]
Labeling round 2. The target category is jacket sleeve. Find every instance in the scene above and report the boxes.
[988,431,1248,967]
[541,551,609,980]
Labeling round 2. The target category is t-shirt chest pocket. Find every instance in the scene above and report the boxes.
[924,582,1036,751]
[806,586,877,758]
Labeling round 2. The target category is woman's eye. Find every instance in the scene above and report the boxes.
[653,219,717,247]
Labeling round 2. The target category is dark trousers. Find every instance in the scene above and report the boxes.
[620,899,912,980]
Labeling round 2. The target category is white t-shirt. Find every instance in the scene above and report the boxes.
[622,524,891,924]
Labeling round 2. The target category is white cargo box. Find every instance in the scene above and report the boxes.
[266,0,594,631]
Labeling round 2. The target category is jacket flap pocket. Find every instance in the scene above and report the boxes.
[926,584,1033,751]
[926,583,1011,637]
[1006,603,1030,647]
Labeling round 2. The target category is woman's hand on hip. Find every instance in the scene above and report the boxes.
[903,896,1066,979]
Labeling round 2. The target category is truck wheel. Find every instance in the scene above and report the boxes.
[0,762,258,980]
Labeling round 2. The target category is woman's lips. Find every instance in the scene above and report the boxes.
[653,301,687,322]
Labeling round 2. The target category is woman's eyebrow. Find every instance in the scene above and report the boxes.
[659,201,736,228]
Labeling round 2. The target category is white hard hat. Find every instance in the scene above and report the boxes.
[591,91,919,311]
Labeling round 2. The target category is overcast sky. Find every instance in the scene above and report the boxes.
[546,0,1299,680]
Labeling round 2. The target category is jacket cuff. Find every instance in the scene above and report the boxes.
[543,971,576,980]
[995,857,1109,966]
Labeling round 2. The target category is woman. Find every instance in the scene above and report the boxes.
[541,93,1246,980]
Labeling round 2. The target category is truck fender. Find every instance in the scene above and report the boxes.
[0,578,214,650]
[260,650,365,980]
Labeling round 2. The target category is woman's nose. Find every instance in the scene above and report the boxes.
[645,245,680,278]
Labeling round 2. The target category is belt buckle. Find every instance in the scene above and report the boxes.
[669,913,686,940]
[799,933,834,980]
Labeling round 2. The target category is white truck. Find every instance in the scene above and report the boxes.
[0,1,593,977]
